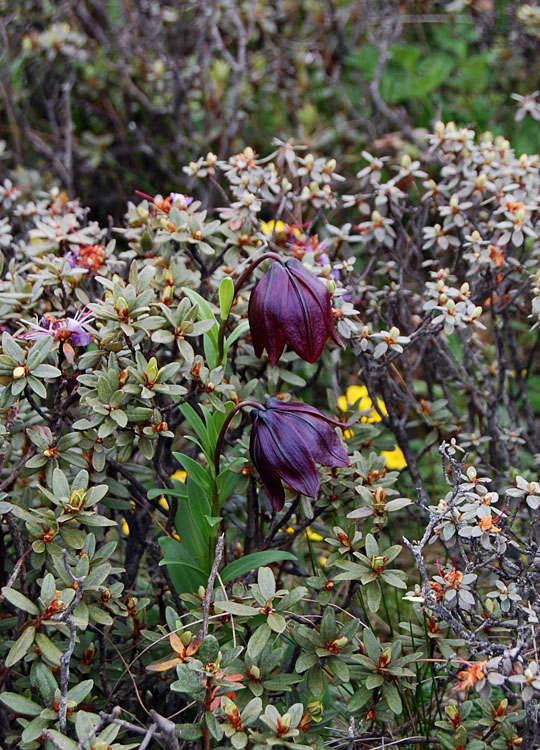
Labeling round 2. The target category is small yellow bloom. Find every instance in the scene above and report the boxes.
[159,470,187,510]
[337,385,387,423]
[285,526,323,541]
[260,219,287,237]
[120,517,129,535]
[318,557,327,567]
[259,220,301,240]
[381,445,407,470]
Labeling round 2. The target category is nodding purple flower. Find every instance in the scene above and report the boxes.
[248,258,344,365]
[249,397,349,511]
[19,309,94,363]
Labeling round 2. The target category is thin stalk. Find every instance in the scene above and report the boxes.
[356,587,370,624]
[209,399,262,564]
[408,621,427,739]
[213,400,261,479]
[305,531,317,576]
[380,581,394,637]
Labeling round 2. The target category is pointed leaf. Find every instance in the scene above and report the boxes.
[221,551,297,583]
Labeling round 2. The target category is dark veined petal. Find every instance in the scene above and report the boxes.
[248,262,289,365]
[265,396,347,429]
[285,258,344,351]
[281,262,328,363]
[250,427,285,511]
[278,411,350,468]
[251,409,321,500]
[248,398,350,512]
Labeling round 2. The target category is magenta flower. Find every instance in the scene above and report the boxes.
[248,258,344,365]
[19,309,94,363]
[249,397,349,511]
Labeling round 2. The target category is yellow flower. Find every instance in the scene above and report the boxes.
[260,219,287,236]
[259,220,301,240]
[122,472,187,536]
[159,497,169,510]
[159,470,187,510]
[381,445,407,470]
[338,385,388,438]
[318,556,328,567]
[171,469,187,482]
[337,385,387,423]
[284,526,323,541]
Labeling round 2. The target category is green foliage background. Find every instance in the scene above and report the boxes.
[1,0,540,217]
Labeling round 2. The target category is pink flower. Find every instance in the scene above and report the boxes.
[19,309,94,363]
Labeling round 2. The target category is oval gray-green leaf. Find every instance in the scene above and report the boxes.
[6,625,36,667]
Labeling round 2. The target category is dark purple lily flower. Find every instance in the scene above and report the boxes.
[249,397,350,511]
[248,258,344,365]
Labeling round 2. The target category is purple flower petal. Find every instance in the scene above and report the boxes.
[285,258,344,351]
[251,408,320,501]
[281,269,328,363]
[265,396,346,429]
[276,411,349,468]
[248,262,289,365]
[249,398,349,512]
[250,427,286,511]
[247,257,344,366]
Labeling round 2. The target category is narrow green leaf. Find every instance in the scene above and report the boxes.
[2,332,25,362]
[257,567,276,601]
[247,622,272,660]
[221,551,297,583]
[382,681,402,714]
[0,691,42,716]
[180,288,218,341]
[35,633,63,667]
[31,661,58,702]
[67,679,94,705]
[216,468,241,504]
[173,452,212,494]
[307,664,324,697]
[6,625,36,667]
[362,628,381,662]
[159,537,208,594]
[178,403,212,456]
[1,587,39,615]
[214,601,259,617]
[224,319,250,351]
[31,364,61,379]
[219,277,234,320]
